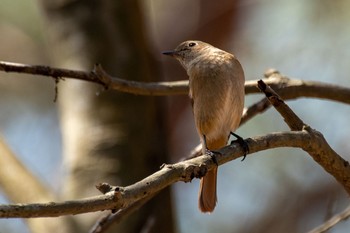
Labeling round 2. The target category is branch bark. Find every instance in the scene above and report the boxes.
[0,128,342,218]
[0,61,188,96]
[2,62,350,103]
[241,69,350,125]
[257,79,350,195]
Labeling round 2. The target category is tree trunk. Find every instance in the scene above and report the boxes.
[40,0,175,232]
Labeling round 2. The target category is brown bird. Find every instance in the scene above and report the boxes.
[163,40,245,213]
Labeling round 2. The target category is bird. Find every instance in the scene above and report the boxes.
[162,40,245,213]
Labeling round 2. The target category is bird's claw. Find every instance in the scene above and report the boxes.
[230,132,249,161]
[205,149,220,166]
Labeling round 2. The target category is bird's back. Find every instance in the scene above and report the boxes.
[188,50,245,143]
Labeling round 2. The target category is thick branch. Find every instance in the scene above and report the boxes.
[0,193,117,218]
[0,131,311,218]
[258,79,350,195]
[2,127,342,218]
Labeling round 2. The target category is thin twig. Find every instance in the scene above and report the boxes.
[2,61,350,102]
[0,61,188,96]
[307,205,350,233]
[89,193,156,233]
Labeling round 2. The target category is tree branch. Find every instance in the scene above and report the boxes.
[89,193,156,233]
[0,131,313,218]
[0,136,54,202]
[1,125,344,218]
[258,79,350,195]
[2,61,350,103]
[0,61,188,96]
[241,69,350,126]
[307,205,350,233]
[247,69,350,104]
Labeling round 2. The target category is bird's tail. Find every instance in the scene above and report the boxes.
[199,167,218,212]
[198,136,227,213]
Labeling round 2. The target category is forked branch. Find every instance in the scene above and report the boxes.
[0,130,322,218]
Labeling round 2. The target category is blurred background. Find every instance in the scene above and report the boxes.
[1,0,350,232]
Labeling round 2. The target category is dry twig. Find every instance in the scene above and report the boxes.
[307,205,350,233]
[2,61,350,101]
[0,61,188,95]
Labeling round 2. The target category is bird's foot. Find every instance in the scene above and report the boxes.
[230,132,249,161]
[204,148,221,166]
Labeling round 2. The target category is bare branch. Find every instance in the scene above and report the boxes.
[2,126,343,219]
[246,69,350,105]
[2,62,350,103]
[0,136,54,202]
[89,193,156,233]
[93,64,189,95]
[307,205,350,233]
[0,61,188,96]
[0,131,312,218]
[257,79,304,130]
[241,70,350,126]
[0,192,118,218]
[258,79,350,195]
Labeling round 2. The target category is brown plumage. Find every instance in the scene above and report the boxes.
[163,40,245,213]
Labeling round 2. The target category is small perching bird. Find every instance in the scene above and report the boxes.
[163,40,246,213]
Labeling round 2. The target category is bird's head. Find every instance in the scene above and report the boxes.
[162,40,214,70]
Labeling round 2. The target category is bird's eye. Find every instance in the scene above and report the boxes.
[188,42,197,47]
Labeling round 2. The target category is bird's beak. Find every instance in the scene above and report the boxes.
[162,50,177,56]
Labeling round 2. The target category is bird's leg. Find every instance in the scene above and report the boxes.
[230,132,249,161]
[203,135,220,166]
